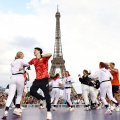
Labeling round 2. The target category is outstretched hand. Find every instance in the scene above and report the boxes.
[27,66,31,70]
[78,74,81,77]
[65,81,68,84]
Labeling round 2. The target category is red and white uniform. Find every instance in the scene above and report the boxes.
[49,78,61,105]
[62,76,74,106]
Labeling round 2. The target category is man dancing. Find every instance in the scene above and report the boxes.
[29,47,52,120]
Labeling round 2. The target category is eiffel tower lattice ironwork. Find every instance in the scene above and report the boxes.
[49,6,77,97]
[49,6,66,78]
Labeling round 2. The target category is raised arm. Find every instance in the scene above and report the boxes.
[88,71,99,79]
[26,71,30,81]
[78,74,83,82]
[42,53,52,58]
[110,68,118,73]
[22,59,30,67]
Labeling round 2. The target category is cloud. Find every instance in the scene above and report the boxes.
[10,36,41,50]
[0,0,120,94]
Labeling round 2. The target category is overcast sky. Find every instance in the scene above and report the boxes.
[0,0,120,94]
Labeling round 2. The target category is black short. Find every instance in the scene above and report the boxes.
[112,85,119,94]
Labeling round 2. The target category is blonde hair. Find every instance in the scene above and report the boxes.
[15,51,23,59]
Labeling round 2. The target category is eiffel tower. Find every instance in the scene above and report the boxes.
[49,6,66,78]
[49,6,77,97]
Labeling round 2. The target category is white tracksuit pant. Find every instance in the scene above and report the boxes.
[4,89,9,95]
[63,88,72,106]
[100,81,117,105]
[94,88,99,104]
[6,75,24,107]
[82,84,96,105]
[4,89,15,107]
[51,88,60,105]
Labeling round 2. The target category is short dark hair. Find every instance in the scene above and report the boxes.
[34,47,43,54]
[110,62,115,66]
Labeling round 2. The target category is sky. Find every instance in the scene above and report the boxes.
[0,0,120,94]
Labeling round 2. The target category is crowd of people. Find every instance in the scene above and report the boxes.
[1,47,120,120]
[21,96,92,105]
[1,93,102,108]
[0,95,6,107]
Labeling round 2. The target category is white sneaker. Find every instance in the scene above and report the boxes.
[96,106,101,110]
[104,109,112,115]
[89,106,91,110]
[39,106,45,109]
[70,108,74,112]
[67,107,71,111]
[13,109,21,116]
[2,111,8,119]
[11,105,15,108]
[116,106,120,112]
[20,106,25,110]
[47,112,52,120]
[110,106,115,111]
[84,107,90,111]
[18,108,22,113]
[53,107,57,111]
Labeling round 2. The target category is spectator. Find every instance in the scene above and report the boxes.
[61,99,66,104]
[29,97,34,104]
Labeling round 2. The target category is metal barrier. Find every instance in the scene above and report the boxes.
[22,104,85,108]
[0,104,85,109]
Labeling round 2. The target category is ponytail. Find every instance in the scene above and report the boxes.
[83,69,91,75]
[99,62,110,69]
[50,73,60,79]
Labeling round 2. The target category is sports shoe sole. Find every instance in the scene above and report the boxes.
[1,116,7,119]
[104,113,112,115]
[13,112,21,116]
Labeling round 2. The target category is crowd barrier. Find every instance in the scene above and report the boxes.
[22,104,85,108]
[0,104,85,109]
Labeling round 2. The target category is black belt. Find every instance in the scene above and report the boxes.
[101,80,111,84]
[64,87,72,89]
[12,73,23,75]
[53,87,60,88]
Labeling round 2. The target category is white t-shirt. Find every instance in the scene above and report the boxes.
[49,79,62,88]
[11,59,30,74]
[73,100,78,104]
[62,76,74,87]
[88,68,113,83]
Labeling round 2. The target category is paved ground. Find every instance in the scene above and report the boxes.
[0,107,120,120]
